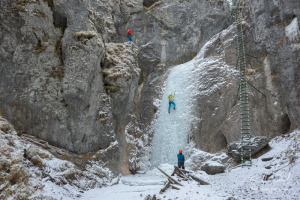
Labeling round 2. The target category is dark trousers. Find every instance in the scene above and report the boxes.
[178,162,185,169]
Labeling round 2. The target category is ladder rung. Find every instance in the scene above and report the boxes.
[242,137,251,139]
[241,104,249,107]
[242,140,251,142]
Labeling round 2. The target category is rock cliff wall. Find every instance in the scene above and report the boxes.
[190,0,300,152]
[0,0,231,174]
[2,0,298,174]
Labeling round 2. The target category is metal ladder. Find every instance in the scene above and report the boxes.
[231,0,252,167]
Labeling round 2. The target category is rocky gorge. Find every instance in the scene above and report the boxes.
[0,0,300,198]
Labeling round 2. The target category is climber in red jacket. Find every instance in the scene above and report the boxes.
[127,30,132,42]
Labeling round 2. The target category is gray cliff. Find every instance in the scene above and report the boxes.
[1,0,299,175]
[190,0,300,152]
[0,0,231,174]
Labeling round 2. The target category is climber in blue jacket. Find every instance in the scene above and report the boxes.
[177,149,185,169]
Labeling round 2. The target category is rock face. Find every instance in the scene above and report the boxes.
[0,0,231,174]
[243,0,300,132]
[2,0,298,176]
[0,0,141,174]
[201,161,226,175]
[227,136,270,161]
[185,148,231,173]
[0,118,115,199]
[189,0,300,153]
[121,0,232,170]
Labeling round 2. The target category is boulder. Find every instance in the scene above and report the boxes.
[227,136,270,161]
[201,161,226,175]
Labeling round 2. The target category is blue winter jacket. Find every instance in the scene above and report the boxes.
[177,153,184,163]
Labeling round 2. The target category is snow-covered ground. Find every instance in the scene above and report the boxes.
[82,130,300,200]
[0,117,115,200]
[1,116,299,200]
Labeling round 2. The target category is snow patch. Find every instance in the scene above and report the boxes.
[285,17,300,42]
[81,130,300,200]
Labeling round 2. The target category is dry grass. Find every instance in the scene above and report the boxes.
[1,123,11,133]
[35,46,48,53]
[277,38,285,45]
[11,5,26,13]
[123,0,134,7]
[247,69,254,76]
[0,107,7,117]
[45,78,50,84]
[9,168,28,185]
[7,138,15,147]
[49,65,64,80]
[104,85,120,93]
[241,21,248,26]
[289,155,296,163]
[31,156,45,168]
[55,36,63,63]
[35,40,48,53]
[33,9,46,18]
[17,0,31,6]
[72,31,97,39]
[42,36,50,42]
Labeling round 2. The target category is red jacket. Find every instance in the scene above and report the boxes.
[127,30,131,36]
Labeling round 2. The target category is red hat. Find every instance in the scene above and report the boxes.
[179,149,182,153]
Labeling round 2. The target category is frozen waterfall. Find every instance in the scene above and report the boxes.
[151,45,208,167]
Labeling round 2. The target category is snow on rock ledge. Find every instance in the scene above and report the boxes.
[227,136,270,161]
[185,148,232,173]
[0,117,116,199]
[285,17,300,43]
[201,161,226,175]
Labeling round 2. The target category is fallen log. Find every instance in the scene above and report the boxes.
[158,166,210,194]
[170,184,180,190]
[174,166,210,185]
[160,182,170,194]
[157,167,183,186]
[174,166,186,177]
[189,174,210,185]
[174,166,192,174]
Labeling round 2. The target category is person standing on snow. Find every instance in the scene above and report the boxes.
[177,149,185,169]
[127,29,132,42]
[168,92,176,114]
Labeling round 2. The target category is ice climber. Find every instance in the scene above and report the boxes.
[177,149,185,169]
[127,29,132,42]
[168,92,176,114]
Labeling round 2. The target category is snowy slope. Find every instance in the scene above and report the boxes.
[82,129,300,200]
